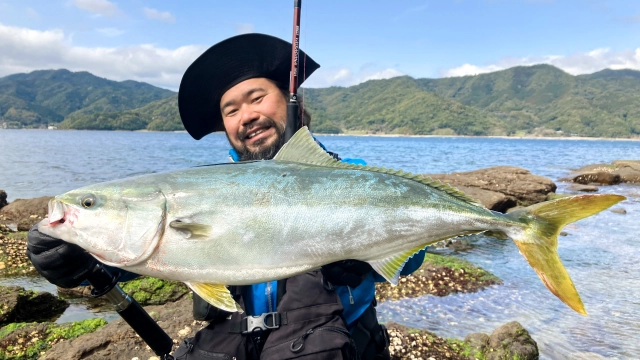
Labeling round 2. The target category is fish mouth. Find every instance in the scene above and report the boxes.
[47,199,67,226]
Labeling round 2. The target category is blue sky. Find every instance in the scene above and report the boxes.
[0,0,639,89]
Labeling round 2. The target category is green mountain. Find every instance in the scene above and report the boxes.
[60,95,183,131]
[303,76,503,135]
[0,69,175,128]
[3,66,640,138]
[415,64,640,137]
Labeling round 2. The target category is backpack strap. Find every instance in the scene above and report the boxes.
[351,301,391,360]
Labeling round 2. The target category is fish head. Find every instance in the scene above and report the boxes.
[37,183,167,267]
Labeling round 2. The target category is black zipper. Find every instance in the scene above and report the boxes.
[289,326,351,353]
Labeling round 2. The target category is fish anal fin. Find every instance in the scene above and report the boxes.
[186,282,243,313]
[368,244,428,285]
[170,220,212,238]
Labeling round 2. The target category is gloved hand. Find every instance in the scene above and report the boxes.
[26,224,98,288]
[321,260,373,288]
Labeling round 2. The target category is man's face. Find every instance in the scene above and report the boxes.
[220,78,287,161]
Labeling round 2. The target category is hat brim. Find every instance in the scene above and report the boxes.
[178,33,320,140]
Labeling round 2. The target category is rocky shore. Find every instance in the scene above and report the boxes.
[1,161,634,359]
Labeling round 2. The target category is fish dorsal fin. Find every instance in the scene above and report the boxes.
[186,282,243,313]
[275,127,483,207]
[368,244,429,285]
[274,126,340,166]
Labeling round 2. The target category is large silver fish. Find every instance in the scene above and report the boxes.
[38,127,624,314]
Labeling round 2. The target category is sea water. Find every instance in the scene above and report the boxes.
[1,129,639,358]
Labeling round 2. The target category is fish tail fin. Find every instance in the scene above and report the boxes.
[506,194,625,315]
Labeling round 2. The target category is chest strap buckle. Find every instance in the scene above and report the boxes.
[242,312,283,334]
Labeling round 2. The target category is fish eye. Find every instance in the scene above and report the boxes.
[81,195,96,208]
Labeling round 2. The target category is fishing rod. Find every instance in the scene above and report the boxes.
[285,0,302,142]
[87,264,174,360]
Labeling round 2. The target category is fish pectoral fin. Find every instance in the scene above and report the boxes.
[186,282,243,313]
[170,220,212,238]
[368,244,428,286]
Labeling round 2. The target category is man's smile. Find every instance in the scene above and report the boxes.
[242,125,276,146]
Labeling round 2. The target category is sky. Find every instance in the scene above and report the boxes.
[0,0,639,90]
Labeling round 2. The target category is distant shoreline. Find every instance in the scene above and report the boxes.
[314,132,640,142]
[3,128,640,142]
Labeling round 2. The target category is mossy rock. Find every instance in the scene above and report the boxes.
[0,318,107,360]
[0,286,68,327]
[119,277,189,305]
[376,253,501,303]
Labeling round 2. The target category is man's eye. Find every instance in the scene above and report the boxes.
[226,109,238,116]
[252,96,264,103]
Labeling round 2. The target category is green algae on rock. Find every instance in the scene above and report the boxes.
[119,276,189,305]
[376,253,501,303]
[0,318,107,360]
[386,321,538,360]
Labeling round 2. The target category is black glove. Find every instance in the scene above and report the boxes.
[321,260,373,288]
[26,224,98,288]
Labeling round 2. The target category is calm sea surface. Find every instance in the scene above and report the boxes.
[1,129,639,358]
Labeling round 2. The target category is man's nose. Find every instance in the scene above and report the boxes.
[239,106,260,126]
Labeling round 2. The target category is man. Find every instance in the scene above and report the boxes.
[27,33,425,359]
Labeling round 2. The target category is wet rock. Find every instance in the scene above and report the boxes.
[0,286,68,326]
[0,190,7,211]
[426,166,556,212]
[0,196,52,231]
[0,231,35,276]
[385,322,538,360]
[41,295,207,360]
[450,185,517,213]
[612,159,640,171]
[0,318,107,359]
[562,160,640,185]
[560,231,569,236]
[464,332,489,358]
[486,321,538,360]
[386,322,469,360]
[58,277,190,306]
[120,277,189,305]
[613,166,640,183]
[569,184,599,192]
[57,285,94,298]
[566,172,621,185]
[376,253,501,302]
[610,207,627,214]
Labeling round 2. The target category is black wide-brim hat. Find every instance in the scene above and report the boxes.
[178,33,320,140]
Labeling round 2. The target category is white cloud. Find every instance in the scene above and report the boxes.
[304,66,404,88]
[96,27,125,37]
[0,22,204,90]
[143,7,175,24]
[73,0,120,17]
[440,48,640,77]
[234,23,254,34]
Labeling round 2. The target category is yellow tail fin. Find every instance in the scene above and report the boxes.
[506,194,625,315]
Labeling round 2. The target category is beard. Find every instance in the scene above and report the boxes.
[229,118,286,161]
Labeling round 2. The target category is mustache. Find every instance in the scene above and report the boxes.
[238,118,280,141]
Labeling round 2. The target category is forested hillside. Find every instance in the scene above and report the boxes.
[2,66,639,138]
